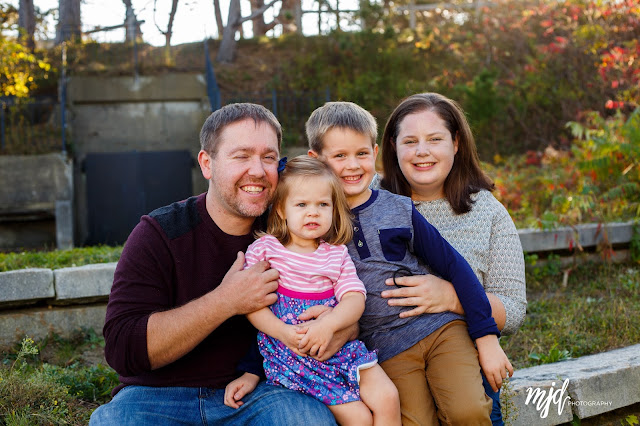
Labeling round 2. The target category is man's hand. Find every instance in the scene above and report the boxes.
[216,252,279,316]
[224,373,260,408]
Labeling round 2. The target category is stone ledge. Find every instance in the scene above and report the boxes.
[0,304,107,347]
[0,268,54,307]
[507,344,640,425]
[518,221,634,253]
[54,263,117,302]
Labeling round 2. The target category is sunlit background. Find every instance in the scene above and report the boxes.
[7,0,363,46]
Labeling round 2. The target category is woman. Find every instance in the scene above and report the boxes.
[375,92,527,425]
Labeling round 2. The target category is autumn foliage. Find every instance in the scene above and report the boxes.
[273,0,640,157]
[487,108,640,229]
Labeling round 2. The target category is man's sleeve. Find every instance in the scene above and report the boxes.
[103,217,174,376]
[236,339,266,379]
[411,206,500,340]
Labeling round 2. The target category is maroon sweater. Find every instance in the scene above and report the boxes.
[104,193,263,395]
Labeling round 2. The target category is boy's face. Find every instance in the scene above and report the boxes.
[309,127,378,208]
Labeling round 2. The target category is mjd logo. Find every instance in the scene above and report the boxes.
[524,379,570,419]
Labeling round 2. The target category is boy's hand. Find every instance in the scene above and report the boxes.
[224,373,260,409]
[476,335,514,392]
[298,319,334,359]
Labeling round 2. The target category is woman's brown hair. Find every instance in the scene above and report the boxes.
[263,156,353,246]
[380,92,494,214]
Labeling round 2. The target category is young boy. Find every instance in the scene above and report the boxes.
[307,101,512,425]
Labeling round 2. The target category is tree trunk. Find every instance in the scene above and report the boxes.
[153,0,179,64]
[216,0,241,63]
[123,0,142,42]
[278,0,299,34]
[165,0,179,48]
[250,0,268,37]
[55,0,81,44]
[18,0,36,51]
[213,0,224,38]
[217,0,280,63]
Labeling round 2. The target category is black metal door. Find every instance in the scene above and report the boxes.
[84,150,193,245]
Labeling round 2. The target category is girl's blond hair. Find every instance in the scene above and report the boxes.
[263,156,353,246]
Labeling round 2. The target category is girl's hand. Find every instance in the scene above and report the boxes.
[297,319,334,359]
[476,335,513,392]
[298,304,333,321]
[224,373,260,408]
[381,274,463,317]
[279,324,307,357]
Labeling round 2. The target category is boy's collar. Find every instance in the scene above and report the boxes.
[351,190,378,212]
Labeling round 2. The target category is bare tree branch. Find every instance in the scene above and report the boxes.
[237,0,280,25]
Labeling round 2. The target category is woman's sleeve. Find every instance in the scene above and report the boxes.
[486,208,527,335]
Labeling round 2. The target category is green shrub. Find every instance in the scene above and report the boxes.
[489,107,640,229]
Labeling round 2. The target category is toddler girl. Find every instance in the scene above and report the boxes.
[224,156,400,426]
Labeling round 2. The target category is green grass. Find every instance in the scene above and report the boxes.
[0,245,123,272]
[0,331,118,425]
[502,260,640,369]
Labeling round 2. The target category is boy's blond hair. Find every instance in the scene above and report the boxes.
[306,102,378,153]
[262,156,354,246]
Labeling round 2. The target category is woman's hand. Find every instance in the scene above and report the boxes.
[380,274,463,318]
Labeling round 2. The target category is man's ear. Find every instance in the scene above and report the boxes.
[373,144,379,159]
[198,150,213,180]
[308,150,319,158]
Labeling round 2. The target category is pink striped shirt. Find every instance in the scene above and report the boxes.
[244,235,366,301]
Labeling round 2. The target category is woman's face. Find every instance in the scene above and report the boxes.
[395,109,458,201]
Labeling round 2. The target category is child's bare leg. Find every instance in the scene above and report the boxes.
[359,364,401,426]
[328,401,372,426]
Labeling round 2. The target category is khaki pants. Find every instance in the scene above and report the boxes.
[380,320,492,426]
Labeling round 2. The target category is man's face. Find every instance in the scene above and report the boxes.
[200,118,280,219]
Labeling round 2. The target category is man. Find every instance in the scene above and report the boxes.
[90,103,341,425]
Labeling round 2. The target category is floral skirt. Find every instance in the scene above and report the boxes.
[258,292,378,406]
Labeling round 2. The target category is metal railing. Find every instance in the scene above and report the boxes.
[219,87,331,145]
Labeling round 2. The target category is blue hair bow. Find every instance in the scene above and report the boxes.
[277,157,288,174]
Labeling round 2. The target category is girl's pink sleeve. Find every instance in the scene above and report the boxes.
[334,245,367,301]
[244,237,266,269]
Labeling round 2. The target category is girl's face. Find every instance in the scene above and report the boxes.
[278,175,334,251]
[395,110,458,201]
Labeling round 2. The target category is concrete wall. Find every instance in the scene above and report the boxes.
[0,153,74,250]
[68,74,212,244]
